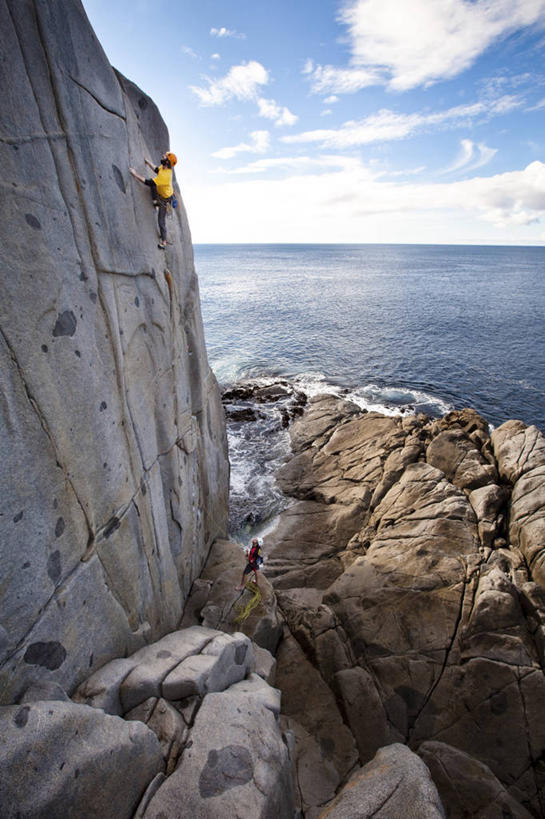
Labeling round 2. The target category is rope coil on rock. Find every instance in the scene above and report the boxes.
[233,583,262,625]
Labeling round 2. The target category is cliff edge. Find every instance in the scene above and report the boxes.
[0,0,229,703]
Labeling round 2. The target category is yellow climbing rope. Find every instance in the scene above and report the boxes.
[233,582,262,625]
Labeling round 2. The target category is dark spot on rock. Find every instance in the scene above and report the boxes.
[41,344,48,353]
[55,517,65,538]
[99,401,107,411]
[103,462,107,469]
[13,511,23,523]
[112,164,126,194]
[60,762,65,770]
[24,641,67,670]
[79,271,88,282]
[199,745,253,798]
[103,516,120,538]
[23,562,30,569]
[135,297,140,307]
[89,654,93,667]
[75,350,81,358]
[53,499,58,509]
[13,144,19,150]
[47,550,62,584]
[141,480,147,495]
[319,736,335,757]
[53,310,77,338]
[89,292,97,304]
[25,213,41,230]
[74,769,80,779]
[14,706,30,728]
[491,690,508,715]
[156,650,172,659]
[234,644,247,665]
[138,96,148,110]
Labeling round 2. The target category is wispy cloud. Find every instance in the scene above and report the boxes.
[257,97,298,127]
[528,96,545,110]
[190,61,269,105]
[304,60,382,94]
[181,45,198,59]
[282,96,523,148]
[303,0,545,94]
[187,159,545,242]
[210,26,246,39]
[218,154,366,175]
[212,131,271,160]
[441,139,497,174]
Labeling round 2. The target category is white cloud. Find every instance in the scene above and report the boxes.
[528,96,545,110]
[210,26,245,39]
[257,97,298,127]
[282,96,522,148]
[181,45,198,59]
[303,0,545,94]
[211,53,221,61]
[306,62,383,94]
[441,139,497,174]
[324,95,340,104]
[186,159,545,243]
[212,131,271,159]
[321,109,333,117]
[219,154,365,175]
[190,61,269,105]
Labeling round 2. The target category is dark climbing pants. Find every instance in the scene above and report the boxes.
[145,179,171,242]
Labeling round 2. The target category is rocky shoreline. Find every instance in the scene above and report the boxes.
[181,384,545,816]
[4,382,545,817]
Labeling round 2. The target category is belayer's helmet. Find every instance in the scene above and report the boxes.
[165,152,178,167]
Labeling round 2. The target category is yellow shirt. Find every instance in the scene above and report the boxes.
[153,165,173,199]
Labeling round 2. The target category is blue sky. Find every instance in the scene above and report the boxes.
[82,0,545,244]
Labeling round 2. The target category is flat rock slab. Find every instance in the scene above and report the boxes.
[0,700,164,819]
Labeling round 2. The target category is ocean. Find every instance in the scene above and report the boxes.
[194,243,545,534]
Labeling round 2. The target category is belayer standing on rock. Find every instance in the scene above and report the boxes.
[237,537,264,590]
[129,152,177,249]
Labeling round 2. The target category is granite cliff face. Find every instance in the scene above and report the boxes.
[0,0,228,702]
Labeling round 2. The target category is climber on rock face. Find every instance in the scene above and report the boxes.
[129,151,177,249]
[237,537,264,590]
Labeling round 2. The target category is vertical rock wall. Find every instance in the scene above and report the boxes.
[0,0,229,703]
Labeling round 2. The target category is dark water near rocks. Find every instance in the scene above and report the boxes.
[195,243,545,534]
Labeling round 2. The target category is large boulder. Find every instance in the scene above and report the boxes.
[0,0,228,703]
[140,680,294,818]
[0,700,164,819]
[418,741,534,818]
[318,743,445,818]
[492,421,545,588]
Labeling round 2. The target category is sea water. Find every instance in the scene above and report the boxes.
[195,243,545,533]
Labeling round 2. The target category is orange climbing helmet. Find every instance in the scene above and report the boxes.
[165,152,178,167]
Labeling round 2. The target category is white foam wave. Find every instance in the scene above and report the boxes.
[292,373,453,418]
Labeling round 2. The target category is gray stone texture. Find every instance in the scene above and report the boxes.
[319,743,445,819]
[141,684,294,819]
[0,0,228,703]
[418,741,534,818]
[0,700,164,819]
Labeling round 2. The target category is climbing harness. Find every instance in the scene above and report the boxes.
[233,582,262,625]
